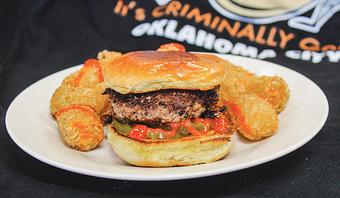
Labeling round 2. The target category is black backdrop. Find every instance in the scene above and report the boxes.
[1,1,339,197]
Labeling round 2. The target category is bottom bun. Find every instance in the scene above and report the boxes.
[107,126,233,167]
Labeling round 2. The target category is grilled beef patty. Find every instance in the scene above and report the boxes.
[103,88,220,124]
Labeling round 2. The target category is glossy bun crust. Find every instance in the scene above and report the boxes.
[107,126,233,167]
[103,51,227,94]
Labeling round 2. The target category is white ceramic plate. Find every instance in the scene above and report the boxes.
[5,54,328,181]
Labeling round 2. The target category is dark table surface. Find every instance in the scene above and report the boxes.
[1,1,339,197]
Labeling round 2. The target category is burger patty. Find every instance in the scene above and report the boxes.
[103,88,219,124]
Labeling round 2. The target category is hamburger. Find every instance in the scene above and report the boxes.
[102,50,235,167]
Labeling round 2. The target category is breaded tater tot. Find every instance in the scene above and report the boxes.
[225,94,279,141]
[62,58,107,88]
[55,105,104,151]
[221,61,289,113]
[219,74,247,101]
[245,76,290,113]
[61,71,79,87]
[50,84,108,116]
[74,59,104,88]
[219,61,254,100]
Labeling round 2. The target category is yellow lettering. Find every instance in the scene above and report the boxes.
[255,25,266,45]
[236,24,255,42]
[165,1,182,17]
[299,37,320,51]
[322,44,337,51]
[180,3,190,17]
[186,8,212,27]
[217,19,240,37]
[279,29,295,49]
[152,6,165,18]
[267,27,278,47]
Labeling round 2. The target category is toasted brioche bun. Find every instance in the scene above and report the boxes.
[107,126,233,167]
[103,51,227,94]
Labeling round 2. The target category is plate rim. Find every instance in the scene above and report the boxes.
[5,54,329,181]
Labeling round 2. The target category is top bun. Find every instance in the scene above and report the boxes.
[103,51,227,94]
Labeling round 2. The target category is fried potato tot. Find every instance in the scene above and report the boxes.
[219,61,254,101]
[220,61,289,113]
[61,71,79,87]
[74,59,104,88]
[50,84,108,116]
[61,58,107,88]
[55,105,104,151]
[245,76,290,113]
[225,94,278,141]
[219,74,247,101]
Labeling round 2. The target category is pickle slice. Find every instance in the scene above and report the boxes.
[147,130,161,140]
[159,123,172,131]
[177,126,190,134]
[170,131,190,140]
[112,119,132,136]
[191,122,205,131]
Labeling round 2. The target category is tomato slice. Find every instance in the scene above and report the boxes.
[129,124,149,140]
[211,116,229,133]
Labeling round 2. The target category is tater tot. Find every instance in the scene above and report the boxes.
[219,61,254,101]
[225,94,278,141]
[221,61,289,114]
[245,76,290,113]
[62,58,107,89]
[55,105,104,151]
[74,59,104,88]
[219,74,247,102]
[50,84,108,116]
[61,71,79,87]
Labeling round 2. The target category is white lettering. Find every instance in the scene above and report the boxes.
[301,51,312,61]
[285,50,301,60]
[164,20,178,40]
[177,25,196,44]
[286,50,340,63]
[147,19,168,36]
[195,29,216,50]
[131,23,150,37]
[326,51,340,62]
[258,49,276,59]
[213,38,233,53]
[311,51,325,63]
[231,43,258,58]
